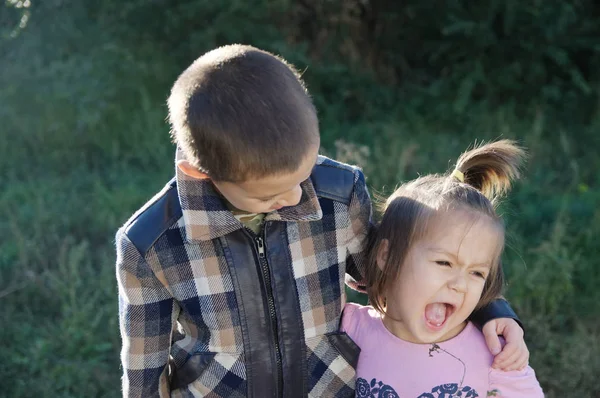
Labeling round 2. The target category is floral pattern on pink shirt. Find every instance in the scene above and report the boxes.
[356,377,480,398]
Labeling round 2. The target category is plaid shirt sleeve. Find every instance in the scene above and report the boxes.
[116,228,179,398]
[345,168,372,291]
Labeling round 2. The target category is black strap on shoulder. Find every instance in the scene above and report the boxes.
[124,179,182,255]
[310,164,356,205]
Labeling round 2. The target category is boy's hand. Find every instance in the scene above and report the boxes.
[482,318,529,371]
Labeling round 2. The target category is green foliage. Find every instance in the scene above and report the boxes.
[279,0,600,117]
[1,1,599,397]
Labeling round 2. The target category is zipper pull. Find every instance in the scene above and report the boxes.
[256,237,265,258]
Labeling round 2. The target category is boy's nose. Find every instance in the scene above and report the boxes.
[278,185,302,207]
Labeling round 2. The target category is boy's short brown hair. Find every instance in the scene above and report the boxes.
[168,44,320,182]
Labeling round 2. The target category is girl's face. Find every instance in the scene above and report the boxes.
[380,210,502,344]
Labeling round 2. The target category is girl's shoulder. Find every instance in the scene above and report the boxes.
[457,324,544,397]
[342,302,381,323]
[341,303,381,341]
[453,321,495,352]
[488,366,545,397]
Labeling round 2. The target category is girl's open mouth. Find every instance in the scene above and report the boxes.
[424,302,456,330]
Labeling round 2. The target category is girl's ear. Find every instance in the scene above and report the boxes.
[376,239,390,271]
[177,160,210,180]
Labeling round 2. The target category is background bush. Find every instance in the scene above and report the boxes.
[1,1,599,396]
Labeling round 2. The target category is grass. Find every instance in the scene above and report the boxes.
[1,8,600,397]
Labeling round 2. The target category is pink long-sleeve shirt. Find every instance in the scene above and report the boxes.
[341,303,544,398]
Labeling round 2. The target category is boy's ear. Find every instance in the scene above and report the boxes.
[376,239,390,271]
[177,160,210,180]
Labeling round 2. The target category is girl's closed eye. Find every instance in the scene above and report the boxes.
[435,260,452,267]
[471,270,487,279]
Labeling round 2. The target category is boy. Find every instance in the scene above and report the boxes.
[116,45,527,397]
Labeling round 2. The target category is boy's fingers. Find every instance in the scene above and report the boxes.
[500,350,528,371]
[494,342,529,370]
[501,319,524,342]
[492,340,519,368]
[518,355,529,371]
[483,318,528,370]
[482,321,502,355]
[516,348,530,370]
[513,353,529,371]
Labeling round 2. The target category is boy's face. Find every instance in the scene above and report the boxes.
[211,146,319,214]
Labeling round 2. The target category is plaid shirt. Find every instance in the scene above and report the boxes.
[116,155,372,397]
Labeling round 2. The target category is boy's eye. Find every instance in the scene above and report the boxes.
[258,197,274,202]
[435,260,451,267]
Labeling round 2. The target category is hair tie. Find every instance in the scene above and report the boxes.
[451,169,465,183]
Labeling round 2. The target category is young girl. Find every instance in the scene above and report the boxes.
[342,140,544,397]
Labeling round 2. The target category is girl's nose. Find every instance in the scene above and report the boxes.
[449,272,468,293]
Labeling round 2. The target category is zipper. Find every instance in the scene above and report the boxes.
[254,234,284,396]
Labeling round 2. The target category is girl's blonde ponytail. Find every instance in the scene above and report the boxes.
[451,139,526,205]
